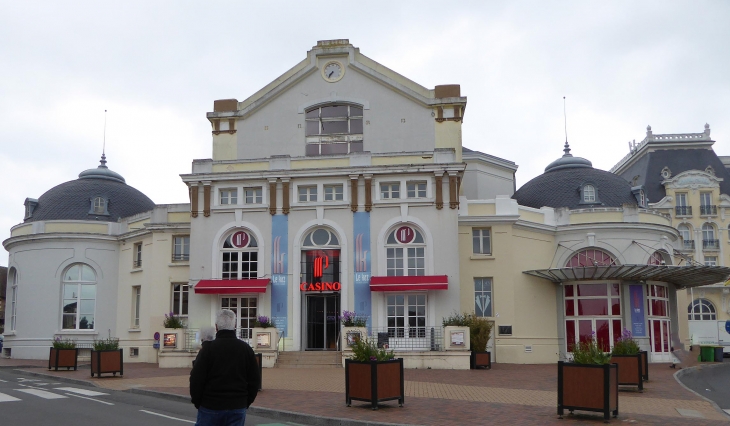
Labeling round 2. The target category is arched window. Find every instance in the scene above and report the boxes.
[304,104,364,156]
[385,225,426,276]
[702,223,718,250]
[221,230,259,279]
[678,224,691,241]
[583,185,596,202]
[688,299,717,320]
[647,251,666,265]
[62,264,96,330]
[301,228,341,284]
[565,249,616,267]
[88,196,109,215]
[9,268,18,331]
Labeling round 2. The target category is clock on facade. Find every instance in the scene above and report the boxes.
[321,60,344,82]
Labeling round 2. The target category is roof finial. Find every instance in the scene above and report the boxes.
[100,109,108,168]
[562,97,572,157]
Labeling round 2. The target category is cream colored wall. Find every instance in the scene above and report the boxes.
[211,161,269,173]
[371,155,432,166]
[434,121,462,163]
[518,209,544,224]
[45,222,108,234]
[458,222,558,363]
[569,211,624,224]
[638,212,672,225]
[291,158,350,169]
[167,212,190,223]
[467,203,496,216]
[128,219,148,230]
[10,224,32,237]
[117,230,190,363]
[212,133,237,161]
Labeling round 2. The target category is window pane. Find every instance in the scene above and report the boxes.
[65,265,80,281]
[596,320,610,351]
[62,314,76,329]
[611,298,620,315]
[64,284,77,300]
[81,265,95,281]
[305,109,319,119]
[350,106,363,116]
[578,320,593,344]
[305,143,320,156]
[79,315,93,329]
[577,284,607,297]
[578,299,608,315]
[566,320,575,351]
[565,299,574,316]
[80,285,96,299]
[321,105,348,118]
[63,300,77,314]
[321,120,348,134]
[80,300,95,314]
[350,141,363,152]
[322,142,348,154]
[305,120,320,136]
[350,118,363,134]
[564,285,574,297]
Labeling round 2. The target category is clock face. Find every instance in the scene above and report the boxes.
[322,61,344,82]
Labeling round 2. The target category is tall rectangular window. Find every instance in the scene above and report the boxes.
[676,193,687,206]
[9,270,17,331]
[386,294,426,338]
[244,187,262,204]
[172,284,189,317]
[298,186,317,202]
[132,286,141,328]
[324,184,344,201]
[220,189,238,205]
[380,183,400,199]
[704,256,718,266]
[474,278,493,317]
[472,228,492,255]
[407,181,427,198]
[700,192,712,207]
[133,243,142,268]
[173,235,190,261]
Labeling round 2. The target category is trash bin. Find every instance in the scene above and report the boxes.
[700,346,715,362]
[714,346,724,362]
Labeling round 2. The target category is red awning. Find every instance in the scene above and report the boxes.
[370,275,448,291]
[194,279,270,294]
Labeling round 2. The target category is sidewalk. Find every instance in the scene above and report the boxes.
[2,357,728,425]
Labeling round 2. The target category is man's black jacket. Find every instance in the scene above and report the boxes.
[189,329,260,410]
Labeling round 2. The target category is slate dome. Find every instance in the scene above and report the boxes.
[24,155,155,223]
[513,143,638,210]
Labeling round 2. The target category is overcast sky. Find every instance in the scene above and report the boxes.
[1,1,729,266]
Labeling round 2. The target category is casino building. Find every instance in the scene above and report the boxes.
[4,40,729,365]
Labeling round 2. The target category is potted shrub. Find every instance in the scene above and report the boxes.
[340,310,368,351]
[161,311,185,350]
[345,337,404,410]
[610,329,645,391]
[251,315,279,352]
[442,312,493,369]
[49,337,78,371]
[91,337,123,377]
[558,335,618,422]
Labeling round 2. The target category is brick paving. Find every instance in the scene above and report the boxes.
[2,357,728,425]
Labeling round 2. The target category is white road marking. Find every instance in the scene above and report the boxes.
[35,383,49,386]
[55,387,109,397]
[0,379,7,382]
[140,410,195,423]
[15,388,68,399]
[17,378,38,382]
[0,392,22,402]
[65,393,114,405]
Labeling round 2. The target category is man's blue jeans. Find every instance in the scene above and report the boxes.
[195,406,247,426]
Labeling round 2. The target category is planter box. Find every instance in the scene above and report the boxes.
[470,351,491,369]
[345,358,404,410]
[48,348,78,371]
[557,361,618,421]
[91,349,124,377]
[609,353,643,391]
[640,350,648,381]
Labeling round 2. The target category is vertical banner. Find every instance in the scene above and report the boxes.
[271,214,288,336]
[353,212,372,329]
[629,284,646,337]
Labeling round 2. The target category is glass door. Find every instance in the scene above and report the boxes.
[306,294,340,350]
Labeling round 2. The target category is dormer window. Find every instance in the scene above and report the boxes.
[305,104,364,156]
[88,196,109,216]
[583,185,596,202]
[24,198,38,220]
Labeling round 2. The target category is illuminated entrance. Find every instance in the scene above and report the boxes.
[300,228,341,350]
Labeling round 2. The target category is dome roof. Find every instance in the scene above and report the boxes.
[513,143,638,210]
[24,155,155,223]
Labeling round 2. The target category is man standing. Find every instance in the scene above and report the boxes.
[190,309,260,425]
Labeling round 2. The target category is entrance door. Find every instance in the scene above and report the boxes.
[306,294,340,350]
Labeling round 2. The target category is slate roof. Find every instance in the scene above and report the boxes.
[25,161,155,223]
[513,146,638,210]
[615,149,730,203]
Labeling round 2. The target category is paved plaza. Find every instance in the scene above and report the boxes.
[2,357,728,425]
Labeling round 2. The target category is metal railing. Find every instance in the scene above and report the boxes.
[675,206,692,216]
[361,327,445,351]
[182,328,199,352]
[682,240,695,250]
[703,239,720,250]
[171,253,189,261]
[700,205,717,216]
[133,259,142,268]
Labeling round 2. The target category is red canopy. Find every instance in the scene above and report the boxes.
[194,279,270,294]
[369,275,448,291]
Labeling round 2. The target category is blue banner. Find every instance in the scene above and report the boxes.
[353,212,372,330]
[629,284,646,337]
[271,214,288,336]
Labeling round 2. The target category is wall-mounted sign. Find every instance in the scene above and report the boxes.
[313,254,329,278]
[726,320,730,334]
[629,285,646,337]
[395,226,415,244]
[450,331,465,347]
[300,282,341,292]
[346,331,362,347]
[153,332,160,341]
[256,332,271,348]
[163,332,177,348]
[231,231,250,248]
[153,342,160,349]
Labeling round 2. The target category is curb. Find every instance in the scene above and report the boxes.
[126,387,417,426]
[674,363,730,419]
[12,367,103,388]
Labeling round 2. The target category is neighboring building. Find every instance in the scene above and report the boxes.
[0,266,7,334]
[2,156,190,361]
[611,124,730,353]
